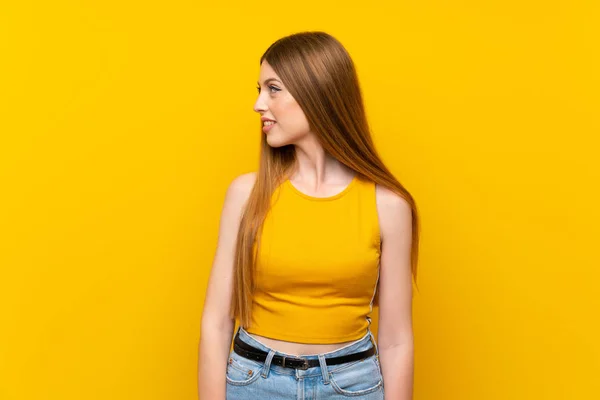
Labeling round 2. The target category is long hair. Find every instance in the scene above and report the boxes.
[230,31,420,328]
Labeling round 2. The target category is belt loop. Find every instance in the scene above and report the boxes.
[261,349,276,378]
[318,354,330,384]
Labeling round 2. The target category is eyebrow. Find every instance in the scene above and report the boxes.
[257,78,281,86]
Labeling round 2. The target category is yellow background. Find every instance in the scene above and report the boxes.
[1,1,598,399]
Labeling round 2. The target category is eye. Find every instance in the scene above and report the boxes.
[256,85,281,94]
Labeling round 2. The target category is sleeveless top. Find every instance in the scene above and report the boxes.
[246,174,382,344]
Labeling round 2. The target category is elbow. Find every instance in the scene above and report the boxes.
[378,331,414,351]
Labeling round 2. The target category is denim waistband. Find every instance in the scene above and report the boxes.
[236,326,377,359]
[234,327,379,379]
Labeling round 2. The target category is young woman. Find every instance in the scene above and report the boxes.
[199,31,419,400]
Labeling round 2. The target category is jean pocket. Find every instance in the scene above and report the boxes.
[329,355,383,396]
[225,351,262,386]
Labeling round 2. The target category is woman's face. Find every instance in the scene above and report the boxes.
[254,61,311,147]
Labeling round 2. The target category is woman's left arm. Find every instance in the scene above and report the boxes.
[376,187,415,400]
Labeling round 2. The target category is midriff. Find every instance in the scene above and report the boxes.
[247,332,358,356]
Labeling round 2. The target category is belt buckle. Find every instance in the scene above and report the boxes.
[282,356,310,370]
[298,358,309,370]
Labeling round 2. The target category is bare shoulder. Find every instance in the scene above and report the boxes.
[375,183,413,242]
[224,171,257,208]
[228,171,257,197]
[217,171,257,234]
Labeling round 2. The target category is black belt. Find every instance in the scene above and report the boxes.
[233,331,376,370]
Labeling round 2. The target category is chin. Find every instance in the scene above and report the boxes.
[266,137,289,148]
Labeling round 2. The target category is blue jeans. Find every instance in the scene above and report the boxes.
[226,326,385,399]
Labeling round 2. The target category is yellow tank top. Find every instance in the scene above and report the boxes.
[246,174,381,344]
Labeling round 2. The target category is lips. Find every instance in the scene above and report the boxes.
[263,121,276,133]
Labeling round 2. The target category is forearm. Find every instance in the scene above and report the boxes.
[198,323,234,400]
[379,341,414,400]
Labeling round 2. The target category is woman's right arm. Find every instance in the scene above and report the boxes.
[198,172,257,400]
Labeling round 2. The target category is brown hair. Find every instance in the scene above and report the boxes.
[230,31,420,328]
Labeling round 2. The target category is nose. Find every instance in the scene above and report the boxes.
[253,93,267,114]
